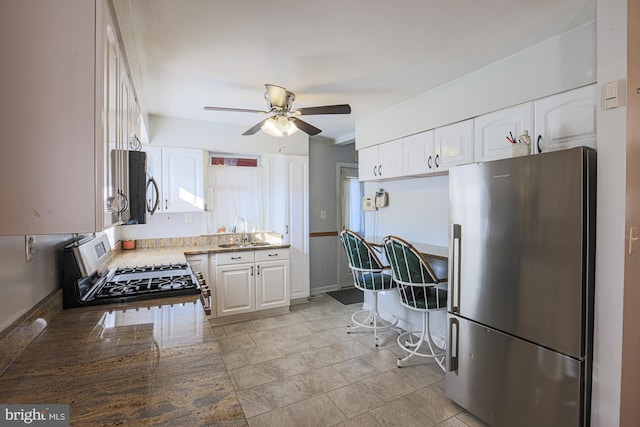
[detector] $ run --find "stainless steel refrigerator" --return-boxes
[446,147,596,427]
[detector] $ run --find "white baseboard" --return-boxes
[310,284,340,294]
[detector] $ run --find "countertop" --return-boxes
[109,243,291,269]
[364,236,449,260]
[0,295,247,426]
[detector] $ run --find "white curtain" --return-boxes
[342,175,364,234]
[208,165,266,233]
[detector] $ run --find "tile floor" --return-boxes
[209,293,488,427]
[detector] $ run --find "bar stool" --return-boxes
[339,230,398,346]
[382,235,448,371]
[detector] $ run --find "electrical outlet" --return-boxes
[184,213,192,224]
[166,214,173,223]
[25,235,35,263]
[320,210,327,220]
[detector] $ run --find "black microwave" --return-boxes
[128,150,147,224]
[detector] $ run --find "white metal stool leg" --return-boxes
[347,291,398,346]
[397,310,446,370]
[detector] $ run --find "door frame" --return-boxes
[336,162,359,289]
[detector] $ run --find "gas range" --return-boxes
[93,263,199,301]
[62,234,209,311]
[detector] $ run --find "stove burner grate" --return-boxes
[93,265,199,300]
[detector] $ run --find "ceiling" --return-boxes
[113,0,595,142]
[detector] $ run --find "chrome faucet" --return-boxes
[232,217,248,243]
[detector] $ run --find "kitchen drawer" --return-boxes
[216,251,255,265]
[256,248,290,262]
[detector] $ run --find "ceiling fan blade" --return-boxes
[295,104,352,116]
[204,106,267,114]
[292,118,321,136]
[242,117,270,135]
[265,84,289,108]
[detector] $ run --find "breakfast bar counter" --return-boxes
[0,295,247,426]
[364,236,448,260]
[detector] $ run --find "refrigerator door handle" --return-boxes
[450,224,462,313]
[448,316,459,372]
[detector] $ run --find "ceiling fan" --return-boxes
[204,84,351,137]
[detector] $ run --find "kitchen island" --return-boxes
[0,295,247,426]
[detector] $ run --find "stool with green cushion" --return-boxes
[382,235,448,371]
[339,230,398,346]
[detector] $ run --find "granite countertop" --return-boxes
[109,242,291,269]
[0,295,247,426]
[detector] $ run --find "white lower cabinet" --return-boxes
[214,249,290,318]
[256,259,290,310]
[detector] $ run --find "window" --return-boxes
[206,154,266,233]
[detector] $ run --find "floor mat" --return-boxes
[326,288,363,305]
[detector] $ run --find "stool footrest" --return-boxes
[347,309,399,347]
[397,330,446,371]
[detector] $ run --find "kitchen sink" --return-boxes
[218,242,272,249]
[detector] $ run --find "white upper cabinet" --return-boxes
[534,84,598,153]
[0,0,137,235]
[358,145,380,181]
[475,103,534,162]
[358,138,404,181]
[378,138,405,179]
[403,131,435,175]
[161,147,205,212]
[433,119,475,172]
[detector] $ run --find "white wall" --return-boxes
[119,212,207,240]
[362,176,450,336]
[0,234,76,332]
[148,115,309,156]
[356,7,627,425]
[356,20,597,149]
[592,0,627,425]
[309,138,356,293]
[363,176,449,245]
[115,115,311,240]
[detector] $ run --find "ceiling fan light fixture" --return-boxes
[261,116,299,137]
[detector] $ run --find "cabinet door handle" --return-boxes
[251,265,254,276]
[537,134,543,153]
[378,164,382,176]
[450,224,462,313]
[117,190,129,214]
[164,199,168,210]
[268,253,278,257]
[435,154,440,168]
[257,265,260,275]
[231,256,242,260]
[373,165,377,176]
[428,155,432,169]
